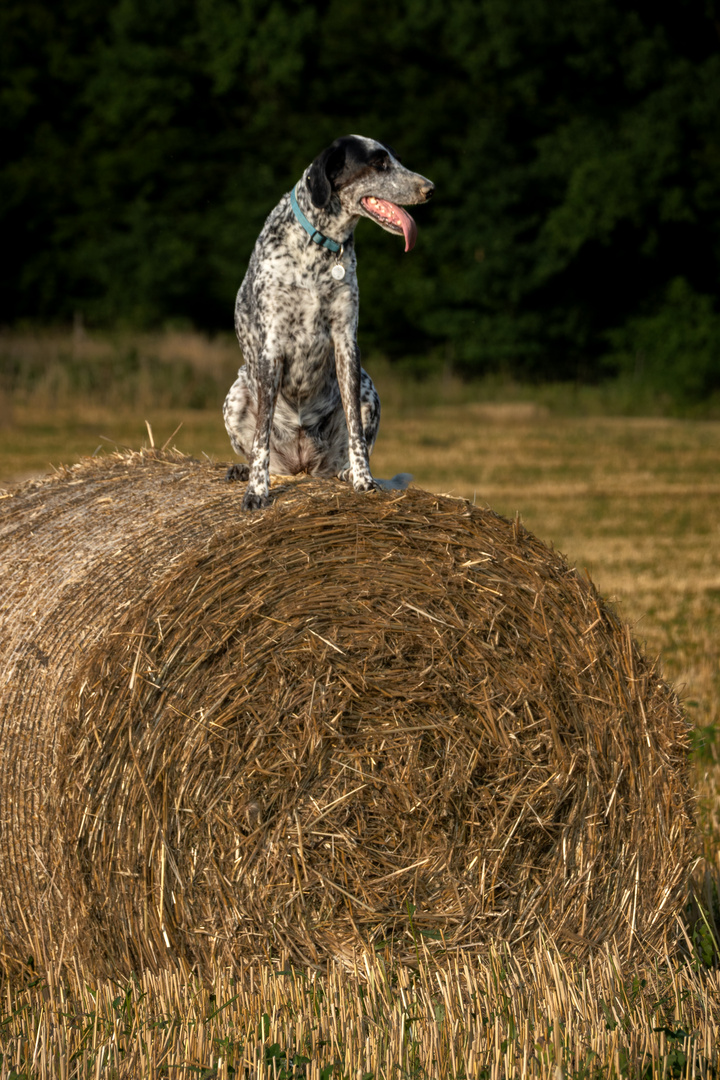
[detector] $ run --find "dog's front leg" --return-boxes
[334,336,375,492]
[242,352,282,511]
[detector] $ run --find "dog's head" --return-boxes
[306,136,434,252]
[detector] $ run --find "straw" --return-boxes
[0,450,694,974]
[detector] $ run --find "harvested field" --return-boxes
[1,944,720,1079]
[0,450,694,975]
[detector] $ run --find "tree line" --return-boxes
[2,0,720,400]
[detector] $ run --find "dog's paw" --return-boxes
[226,463,250,482]
[338,468,378,493]
[242,489,271,511]
[352,476,377,494]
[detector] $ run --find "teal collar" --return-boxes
[290,184,343,253]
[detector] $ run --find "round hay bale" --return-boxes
[0,451,693,973]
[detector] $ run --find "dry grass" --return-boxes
[0,943,719,1078]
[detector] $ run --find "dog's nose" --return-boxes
[421,182,435,201]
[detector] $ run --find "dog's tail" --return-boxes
[374,473,413,491]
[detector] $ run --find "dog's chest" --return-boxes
[238,210,358,393]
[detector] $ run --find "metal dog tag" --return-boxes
[331,263,346,281]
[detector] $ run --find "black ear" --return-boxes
[306,141,346,208]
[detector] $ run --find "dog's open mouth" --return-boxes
[361,196,417,252]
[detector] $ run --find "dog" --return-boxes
[223,135,434,510]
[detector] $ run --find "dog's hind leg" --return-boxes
[226,462,250,481]
[359,368,380,455]
[223,366,256,482]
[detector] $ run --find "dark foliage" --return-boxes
[2,0,720,396]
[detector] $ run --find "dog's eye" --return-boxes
[371,156,390,171]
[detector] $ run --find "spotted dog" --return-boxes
[223,135,434,510]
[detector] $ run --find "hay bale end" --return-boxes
[0,451,693,973]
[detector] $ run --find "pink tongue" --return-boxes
[396,205,417,252]
[393,204,417,252]
[365,197,418,252]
